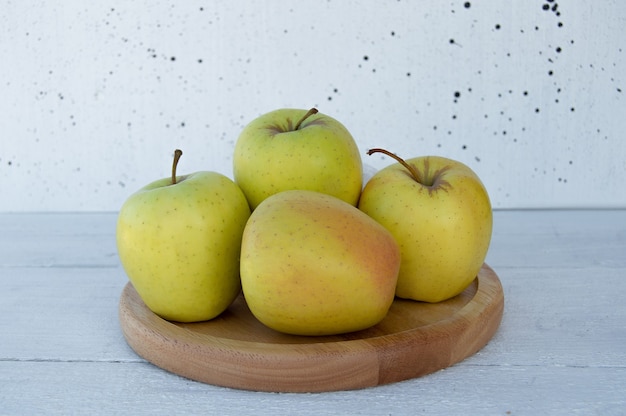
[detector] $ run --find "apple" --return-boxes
[116,150,251,322]
[358,148,492,303]
[240,190,400,336]
[233,108,363,210]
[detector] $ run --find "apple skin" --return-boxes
[116,171,251,322]
[233,108,362,210]
[358,156,492,303]
[240,190,400,336]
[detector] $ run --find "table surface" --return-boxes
[1,210,625,416]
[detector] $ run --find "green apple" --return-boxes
[116,150,251,322]
[233,108,363,210]
[240,190,400,336]
[358,148,492,303]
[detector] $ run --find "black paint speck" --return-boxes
[170,56,176,61]
[495,24,501,30]
[363,55,369,61]
[464,2,471,8]
[454,91,461,98]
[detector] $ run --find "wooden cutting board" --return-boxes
[119,263,504,393]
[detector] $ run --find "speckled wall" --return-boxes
[2,1,624,211]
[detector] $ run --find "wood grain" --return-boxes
[119,263,504,392]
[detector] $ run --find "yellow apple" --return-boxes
[358,149,492,303]
[240,190,400,336]
[233,108,362,210]
[116,150,251,322]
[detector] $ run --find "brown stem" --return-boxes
[294,108,318,130]
[172,149,183,185]
[367,148,422,183]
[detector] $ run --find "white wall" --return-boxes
[2,1,625,211]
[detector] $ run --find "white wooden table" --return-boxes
[1,210,625,415]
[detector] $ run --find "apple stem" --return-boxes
[367,148,422,183]
[172,149,183,185]
[294,108,319,130]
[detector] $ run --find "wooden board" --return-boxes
[119,263,504,393]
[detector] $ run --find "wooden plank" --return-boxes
[2,210,624,269]
[487,209,626,269]
[0,213,119,268]
[0,267,132,361]
[3,264,624,368]
[1,211,625,414]
[487,266,626,367]
[1,211,625,367]
[1,361,624,415]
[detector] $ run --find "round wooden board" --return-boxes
[119,263,504,393]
